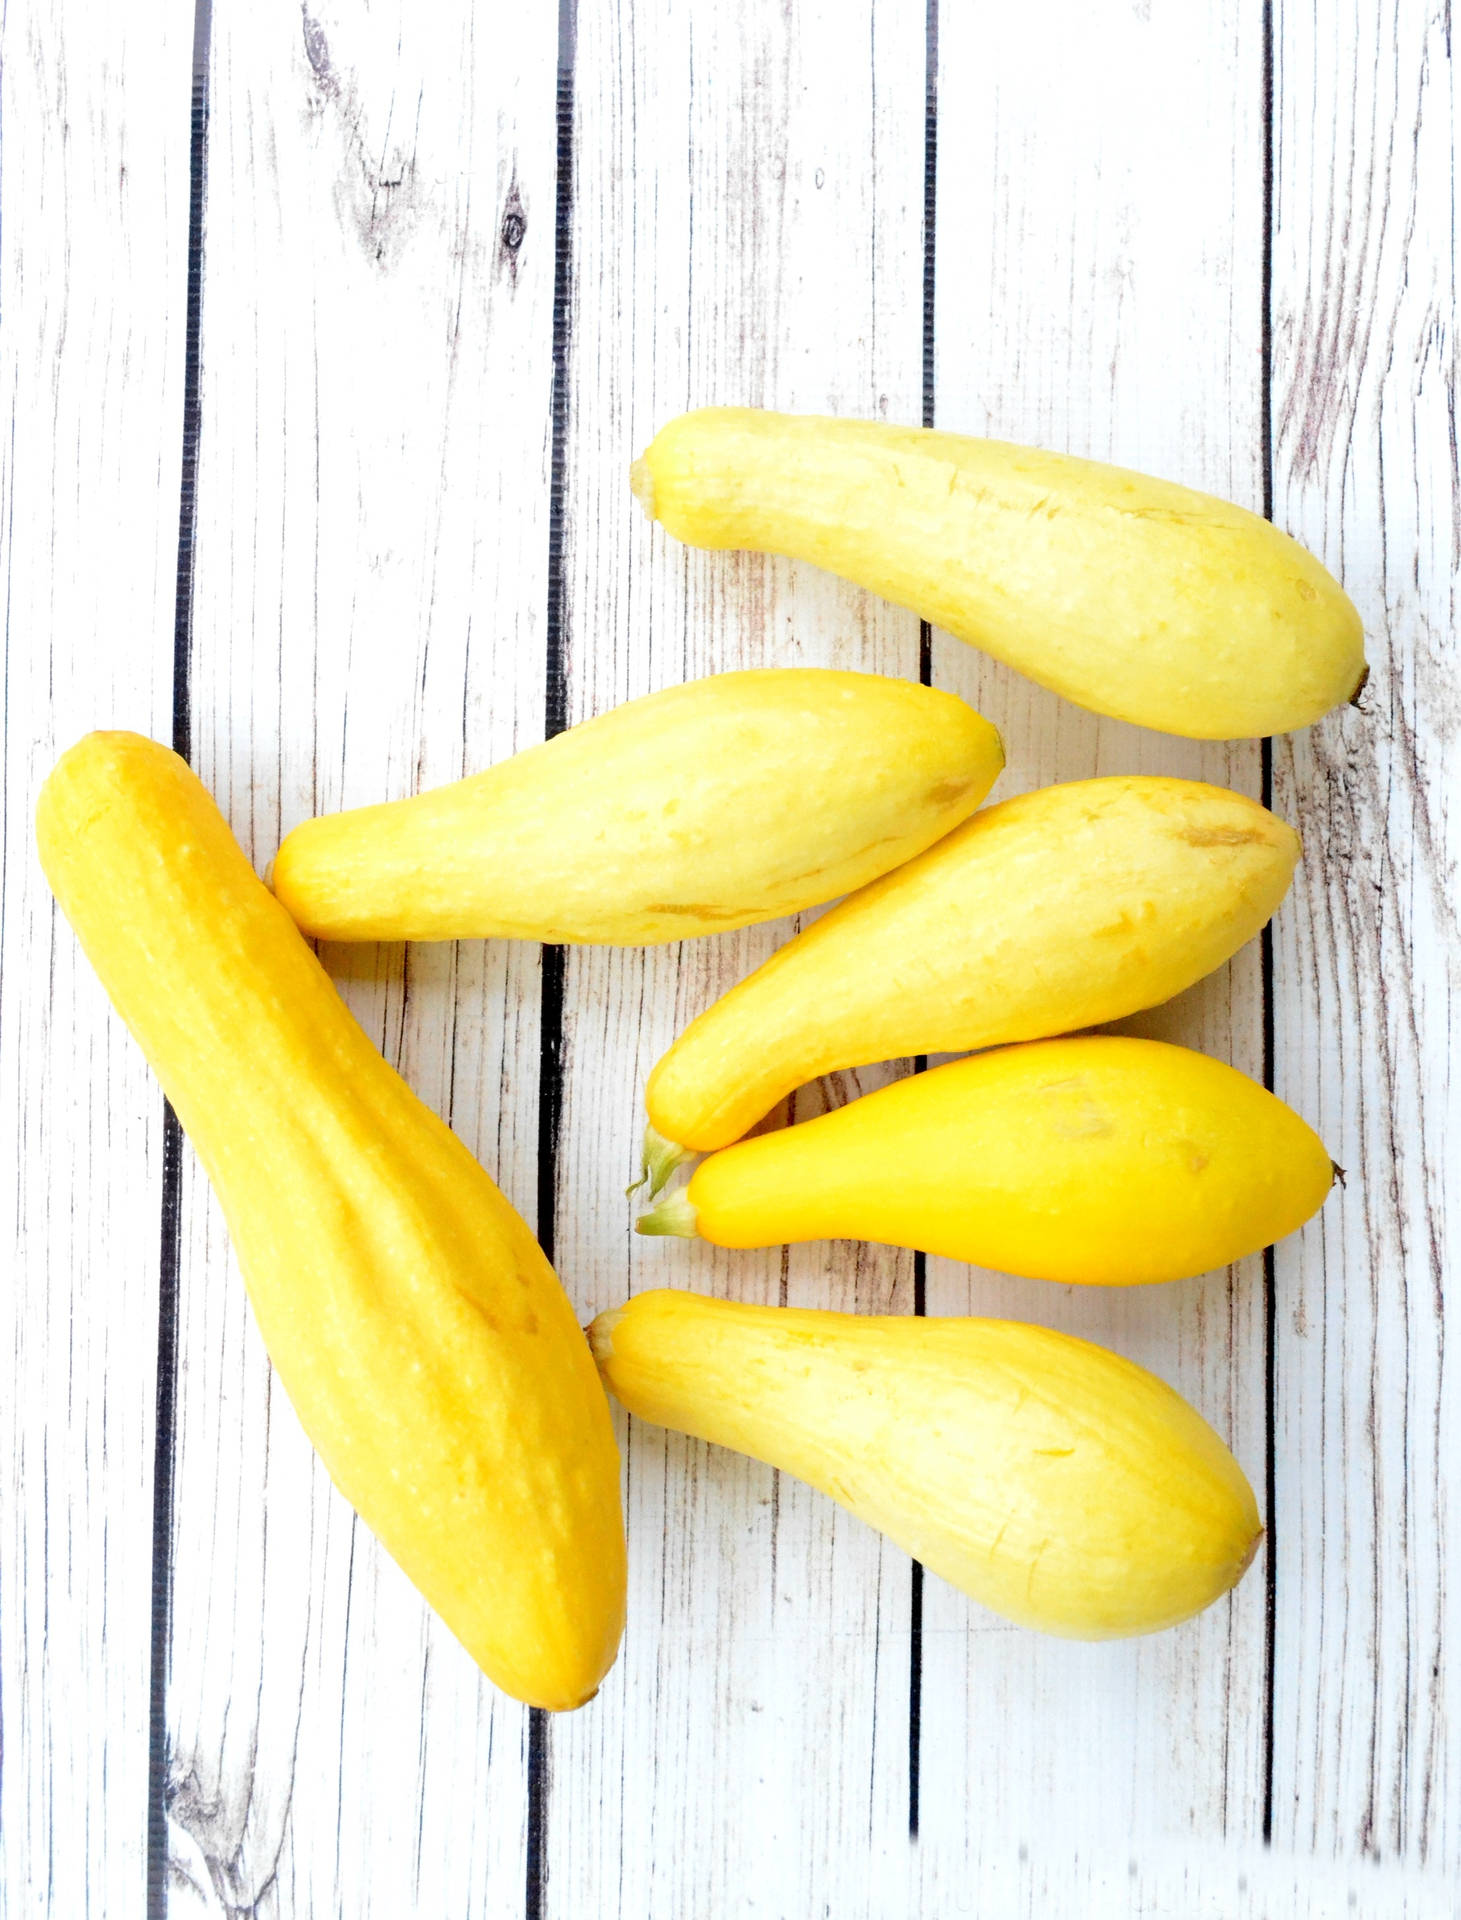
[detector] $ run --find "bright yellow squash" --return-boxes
[270,668,1003,944]
[37,733,625,1712]
[642,775,1299,1176]
[638,1036,1334,1284]
[590,1292,1262,1638]
[632,409,1366,739]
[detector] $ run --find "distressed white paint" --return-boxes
[0,2,191,1914]
[898,1837,1461,1920]
[542,4,928,1913]
[163,2,556,1913]
[3,0,1457,1911]
[1268,0,1459,1876]
[913,1,1274,1897]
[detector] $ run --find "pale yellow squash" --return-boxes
[639,1035,1334,1284]
[590,1292,1262,1638]
[643,775,1299,1170]
[632,409,1366,739]
[270,668,1003,944]
[37,733,625,1712]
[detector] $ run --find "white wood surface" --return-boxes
[0,2,191,1912]
[914,0,1271,1891]
[2,0,1456,1913]
[543,4,926,1912]
[164,3,557,1913]
[1268,0,1459,1876]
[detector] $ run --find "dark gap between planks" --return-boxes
[1259,0,1278,1851]
[149,0,213,1914]
[527,2,579,1915]
[908,0,939,1847]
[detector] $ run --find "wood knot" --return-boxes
[301,6,334,90]
[499,175,528,279]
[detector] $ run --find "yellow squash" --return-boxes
[638,1036,1334,1283]
[642,774,1299,1177]
[270,668,1003,944]
[632,408,1366,739]
[591,1292,1262,1638]
[38,733,625,1712]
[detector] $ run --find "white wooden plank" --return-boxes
[885,1835,1461,1920]
[544,2,929,1911]
[1268,0,1458,1873]
[164,3,557,1912]
[916,0,1274,1890]
[0,2,191,1912]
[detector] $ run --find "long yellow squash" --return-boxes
[632,409,1366,739]
[38,733,625,1711]
[270,668,1003,944]
[590,1292,1262,1638]
[642,774,1299,1175]
[638,1036,1334,1284]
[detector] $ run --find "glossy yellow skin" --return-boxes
[632,409,1366,739]
[591,1292,1262,1638]
[645,775,1299,1156]
[643,1037,1334,1284]
[38,734,625,1712]
[271,669,1003,944]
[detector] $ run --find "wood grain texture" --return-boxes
[880,1837,1461,1920]
[5,0,1457,1909]
[1268,0,1459,1874]
[914,0,1274,1891]
[163,2,556,1911]
[0,2,191,1914]
[542,2,928,1911]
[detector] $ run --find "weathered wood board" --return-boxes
[541,3,926,1911]
[1268,0,1458,1876]
[1,0,1455,1912]
[914,0,1271,1892]
[0,2,191,1912]
[162,3,557,1913]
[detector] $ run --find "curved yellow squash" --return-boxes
[644,775,1299,1163]
[591,1292,1262,1638]
[38,733,625,1711]
[632,409,1366,739]
[270,668,1003,944]
[639,1036,1334,1284]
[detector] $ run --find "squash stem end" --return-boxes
[632,1123,695,1200]
[635,1189,700,1240]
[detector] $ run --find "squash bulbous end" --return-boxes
[587,1308,623,1368]
[1234,1525,1265,1586]
[629,455,656,521]
[549,1685,600,1712]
